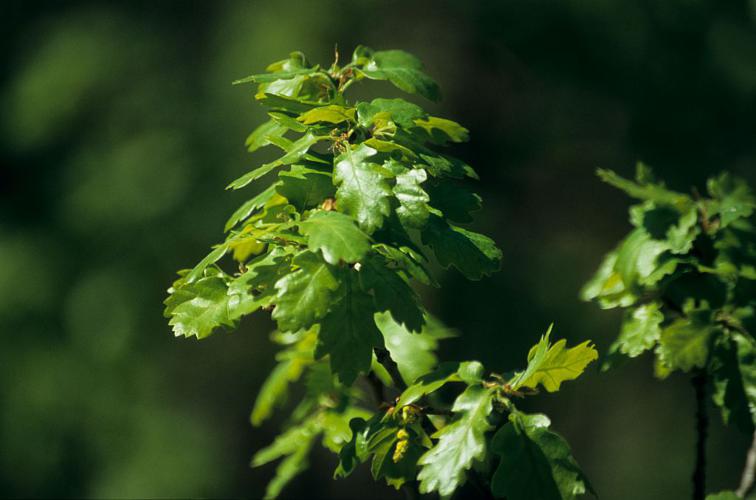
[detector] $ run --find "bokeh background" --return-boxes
[2,0,755,498]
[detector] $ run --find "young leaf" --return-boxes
[396,360,484,408]
[245,119,289,152]
[356,98,426,129]
[416,384,495,496]
[412,116,469,144]
[354,47,440,101]
[272,251,341,332]
[393,167,431,230]
[225,183,280,232]
[298,105,355,125]
[299,211,371,265]
[165,271,242,339]
[509,326,598,392]
[227,132,325,190]
[333,144,392,233]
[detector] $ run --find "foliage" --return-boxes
[583,164,756,496]
[165,46,597,498]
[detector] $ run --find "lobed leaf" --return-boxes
[299,210,371,265]
[354,46,440,101]
[490,411,594,500]
[416,384,495,496]
[510,325,598,392]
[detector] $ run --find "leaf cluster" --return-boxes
[164,46,597,498]
[582,164,756,436]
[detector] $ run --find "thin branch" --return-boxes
[374,347,406,390]
[737,431,756,498]
[692,371,708,500]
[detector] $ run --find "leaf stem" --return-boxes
[737,431,756,498]
[374,347,406,390]
[692,371,708,500]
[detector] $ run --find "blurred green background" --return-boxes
[2,0,755,498]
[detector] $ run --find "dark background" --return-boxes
[1,0,755,498]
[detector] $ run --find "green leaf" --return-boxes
[252,420,318,500]
[711,334,756,433]
[255,73,330,103]
[251,355,308,427]
[316,282,383,384]
[421,214,502,280]
[257,93,321,114]
[275,165,334,211]
[228,132,325,190]
[597,166,691,209]
[355,47,440,101]
[335,416,373,479]
[272,251,340,332]
[234,51,316,85]
[425,181,481,223]
[225,183,280,232]
[360,255,424,332]
[419,152,478,179]
[356,98,426,129]
[299,210,371,265]
[245,119,289,152]
[734,332,756,426]
[606,302,663,363]
[417,384,495,496]
[184,244,228,283]
[615,228,671,289]
[490,411,594,500]
[164,270,248,339]
[363,138,417,159]
[374,242,436,287]
[412,116,469,144]
[376,312,456,385]
[298,105,355,125]
[707,172,756,228]
[705,492,740,500]
[637,204,700,254]
[333,144,392,233]
[229,247,294,310]
[233,67,318,85]
[396,361,483,408]
[510,325,598,392]
[393,167,430,229]
[658,309,717,373]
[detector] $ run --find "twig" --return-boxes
[737,431,756,498]
[374,347,406,390]
[692,372,708,500]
